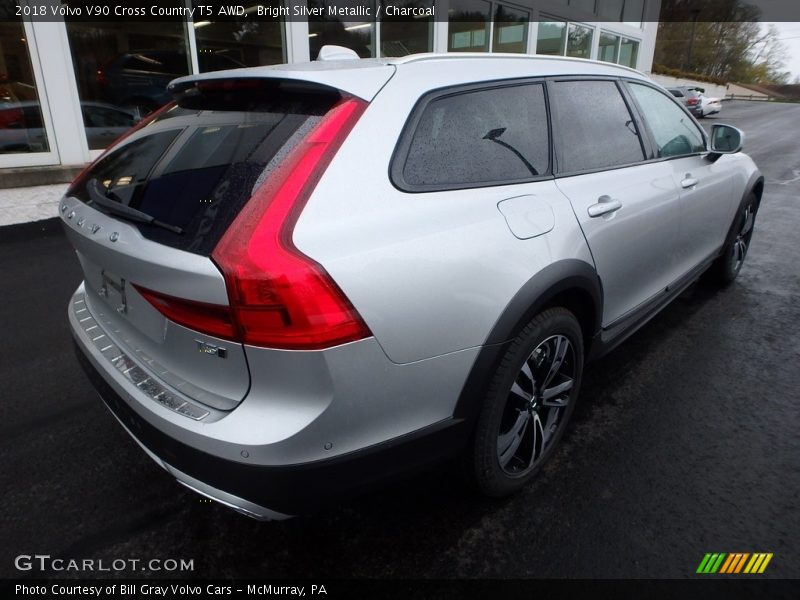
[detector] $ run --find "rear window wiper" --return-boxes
[86,178,183,235]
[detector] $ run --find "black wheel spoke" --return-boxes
[542,335,569,390]
[531,412,544,464]
[497,411,531,469]
[542,405,561,443]
[510,381,532,402]
[542,378,574,406]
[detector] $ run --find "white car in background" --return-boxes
[700,95,722,117]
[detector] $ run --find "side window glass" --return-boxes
[629,83,706,158]
[551,80,645,172]
[401,83,550,188]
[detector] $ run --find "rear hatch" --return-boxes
[62,68,390,411]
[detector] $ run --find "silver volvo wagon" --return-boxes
[63,51,763,519]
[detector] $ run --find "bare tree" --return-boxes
[655,0,790,84]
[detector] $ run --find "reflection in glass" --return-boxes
[448,0,490,52]
[381,0,434,56]
[599,0,624,20]
[619,37,639,68]
[192,1,285,70]
[492,4,529,54]
[65,21,190,148]
[536,21,566,55]
[623,0,645,27]
[598,32,620,63]
[566,23,592,59]
[568,0,595,14]
[0,20,50,154]
[308,0,375,59]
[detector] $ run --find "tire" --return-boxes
[468,307,584,498]
[709,192,758,286]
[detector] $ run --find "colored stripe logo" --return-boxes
[696,553,773,574]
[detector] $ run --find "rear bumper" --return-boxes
[69,279,475,517]
[75,340,468,516]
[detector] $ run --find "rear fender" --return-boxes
[453,259,602,426]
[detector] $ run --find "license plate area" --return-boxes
[99,270,128,315]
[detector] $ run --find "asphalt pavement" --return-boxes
[1,101,798,580]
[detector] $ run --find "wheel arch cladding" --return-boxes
[722,171,764,250]
[453,259,602,425]
[485,259,602,350]
[751,174,765,207]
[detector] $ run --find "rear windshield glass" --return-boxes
[69,82,339,255]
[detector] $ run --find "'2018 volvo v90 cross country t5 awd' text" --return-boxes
[64,50,763,519]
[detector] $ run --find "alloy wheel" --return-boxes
[731,204,755,273]
[496,334,576,476]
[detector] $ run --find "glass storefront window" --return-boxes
[623,0,645,27]
[308,0,375,59]
[568,0,596,14]
[192,1,285,70]
[492,4,529,54]
[448,0,490,52]
[599,0,624,20]
[381,0,434,56]
[566,23,592,59]
[65,21,190,149]
[0,20,50,154]
[598,31,620,63]
[619,37,639,67]
[536,21,566,55]
[597,0,643,24]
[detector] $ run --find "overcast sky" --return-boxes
[764,22,800,82]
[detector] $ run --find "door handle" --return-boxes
[587,196,623,218]
[681,176,699,189]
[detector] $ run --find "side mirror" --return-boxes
[709,124,744,154]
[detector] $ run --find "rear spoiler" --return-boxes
[168,77,346,110]
[168,60,396,103]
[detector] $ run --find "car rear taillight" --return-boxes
[133,285,237,340]
[687,98,699,106]
[136,97,371,350]
[211,97,371,349]
[67,101,175,195]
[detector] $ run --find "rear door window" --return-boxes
[551,80,645,173]
[68,82,339,256]
[396,83,550,190]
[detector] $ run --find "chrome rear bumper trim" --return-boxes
[72,293,210,421]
